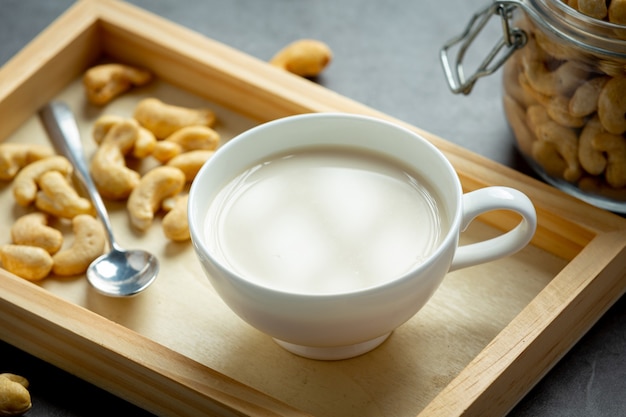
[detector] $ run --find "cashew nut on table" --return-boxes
[92,114,126,144]
[52,214,106,276]
[133,126,158,158]
[0,143,54,180]
[162,194,190,241]
[93,115,157,159]
[12,155,72,207]
[83,63,152,106]
[0,244,54,281]
[166,149,215,181]
[35,170,94,219]
[133,98,216,139]
[152,125,220,163]
[90,119,141,200]
[127,166,186,231]
[270,39,333,77]
[0,373,31,417]
[11,212,63,255]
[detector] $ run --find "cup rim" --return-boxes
[188,112,464,298]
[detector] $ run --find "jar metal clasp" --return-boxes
[440,0,528,95]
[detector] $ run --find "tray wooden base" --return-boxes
[1,1,626,416]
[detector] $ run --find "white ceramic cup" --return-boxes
[188,113,537,360]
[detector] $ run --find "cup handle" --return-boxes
[449,186,537,272]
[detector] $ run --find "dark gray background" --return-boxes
[1,1,625,416]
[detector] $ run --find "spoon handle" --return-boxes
[38,101,117,247]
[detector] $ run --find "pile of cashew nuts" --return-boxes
[0,64,220,281]
[503,1,626,200]
[88,96,217,237]
[0,145,104,281]
[1,38,332,283]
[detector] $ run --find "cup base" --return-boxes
[273,332,391,360]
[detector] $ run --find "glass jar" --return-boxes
[441,0,626,213]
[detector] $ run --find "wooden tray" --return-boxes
[1,1,626,416]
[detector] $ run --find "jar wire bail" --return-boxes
[440,0,528,95]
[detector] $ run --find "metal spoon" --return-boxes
[39,101,159,297]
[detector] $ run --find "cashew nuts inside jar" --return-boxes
[442,0,626,213]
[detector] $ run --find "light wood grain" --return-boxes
[0,270,311,417]
[0,1,625,416]
[420,230,626,416]
[0,0,100,141]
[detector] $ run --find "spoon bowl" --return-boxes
[87,246,158,296]
[39,101,159,297]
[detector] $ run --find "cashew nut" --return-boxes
[127,166,186,230]
[151,141,183,164]
[597,75,626,134]
[526,104,551,134]
[0,373,31,416]
[518,73,585,128]
[152,126,219,163]
[12,155,72,207]
[578,0,608,19]
[0,244,53,281]
[133,98,216,139]
[503,55,538,109]
[92,114,127,144]
[503,95,534,156]
[0,374,28,389]
[0,143,54,180]
[162,194,190,241]
[578,116,608,175]
[609,0,626,24]
[579,176,626,201]
[165,125,219,151]
[35,170,94,219]
[568,76,609,118]
[566,0,579,9]
[270,39,332,77]
[535,120,582,182]
[592,132,626,188]
[100,118,139,154]
[531,137,569,179]
[83,63,152,106]
[545,95,586,128]
[90,121,141,200]
[166,149,214,181]
[134,126,157,158]
[93,115,156,158]
[11,212,63,254]
[524,104,575,179]
[521,42,587,96]
[52,214,106,276]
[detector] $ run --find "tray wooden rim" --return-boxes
[1,1,626,416]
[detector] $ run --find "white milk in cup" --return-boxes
[205,146,447,295]
[189,113,537,360]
